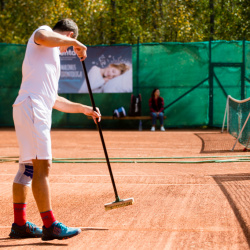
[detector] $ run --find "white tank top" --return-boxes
[14,25,60,112]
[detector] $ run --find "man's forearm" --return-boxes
[53,96,86,113]
[53,96,101,123]
[34,30,79,48]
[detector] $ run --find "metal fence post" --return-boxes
[242,38,246,99]
[209,38,213,127]
[136,37,140,96]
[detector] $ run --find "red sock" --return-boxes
[40,210,56,228]
[13,203,27,226]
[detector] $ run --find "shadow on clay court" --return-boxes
[212,173,250,248]
[0,239,68,248]
[0,228,108,247]
[195,133,245,153]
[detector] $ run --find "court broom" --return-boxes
[81,60,134,211]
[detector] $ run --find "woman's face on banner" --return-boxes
[103,65,121,80]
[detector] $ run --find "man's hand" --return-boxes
[73,41,87,61]
[85,107,102,124]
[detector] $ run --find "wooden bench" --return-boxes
[87,116,166,130]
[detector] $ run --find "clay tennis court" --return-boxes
[0,128,250,249]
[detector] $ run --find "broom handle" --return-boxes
[82,61,120,201]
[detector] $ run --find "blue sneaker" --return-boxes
[9,221,42,238]
[42,221,81,241]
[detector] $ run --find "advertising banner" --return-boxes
[58,46,132,94]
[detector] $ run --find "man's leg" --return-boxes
[32,159,53,213]
[12,183,29,226]
[13,183,29,204]
[32,159,56,229]
[10,164,43,239]
[32,159,81,241]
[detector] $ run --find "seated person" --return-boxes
[149,88,165,131]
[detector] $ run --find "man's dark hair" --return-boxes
[53,18,78,38]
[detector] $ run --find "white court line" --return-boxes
[1,174,190,177]
[1,183,250,186]
[0,174,211,177]
[47,183,250,186]
[0,174,210,177]
[1,174,250,177]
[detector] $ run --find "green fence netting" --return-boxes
[0,44,26,126]
[0,41,249,129]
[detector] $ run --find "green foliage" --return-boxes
[0,0,249,45]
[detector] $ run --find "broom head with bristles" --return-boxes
[105,198,134,211]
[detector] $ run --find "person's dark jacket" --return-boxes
[149,97,164,113]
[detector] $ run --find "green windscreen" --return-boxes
[0,41,249,129]
[0,44,25,126]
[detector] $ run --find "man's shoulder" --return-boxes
[37,25,52,31]
[28,25,52,45]
[34,25,52,34]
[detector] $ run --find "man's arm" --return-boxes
[53,95,101,124]
[34,29,87,60]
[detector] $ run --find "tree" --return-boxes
[0,0,248,45]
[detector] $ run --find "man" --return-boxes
[10,18,101,241]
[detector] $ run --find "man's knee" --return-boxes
[14,163,33,187]
[32,159,52,177]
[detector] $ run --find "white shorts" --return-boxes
[13,97,52,163]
